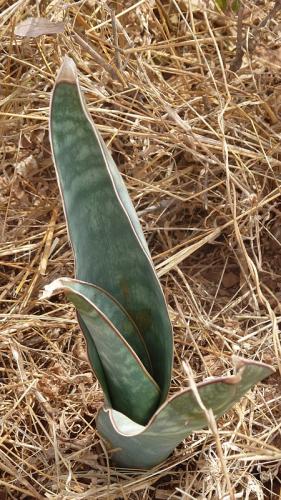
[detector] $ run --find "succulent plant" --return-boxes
[43,57,274,469]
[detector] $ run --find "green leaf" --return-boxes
[97,359,274,468]
[215,0,240,12]
[43,280,112,405]
[62,278,152,373]
[50,56,173,401]
[43,277,160,425]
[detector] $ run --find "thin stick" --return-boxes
[111,9,122,71]
[72,31,124,84]
[230,3,245,72]
[182,361,236,500]
[231,0,281,71]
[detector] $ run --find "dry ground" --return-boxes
[1,0,281,498]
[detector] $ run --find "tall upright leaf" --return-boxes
[50,57,173,400]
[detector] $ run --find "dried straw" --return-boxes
[1,0,280,498]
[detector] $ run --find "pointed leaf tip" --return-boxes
[232,355,275,375]
[55,56,77,85]
[50,62,174,399]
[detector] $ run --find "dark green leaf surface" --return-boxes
[46,278,160,425]
[50,57,173,401]
[97,360,274,468]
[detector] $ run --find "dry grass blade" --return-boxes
[182,361,235,500]
[0,0,280,498]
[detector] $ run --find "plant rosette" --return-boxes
[42,57,274,469]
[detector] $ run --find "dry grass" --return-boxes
[1,0,281,498]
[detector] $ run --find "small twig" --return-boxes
[255,0,281,30]
[72,30,125,84]
[103,3,134,70]
[230,3,245,72]
[111,9,122,71]
[231,0,281,72]
[249,0,281,53]
[182,361,236,500]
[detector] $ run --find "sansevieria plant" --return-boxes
[43,57,274,469]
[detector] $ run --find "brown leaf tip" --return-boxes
[55,56,77,85]
[40,278,67,300]
[232,355,275,373]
